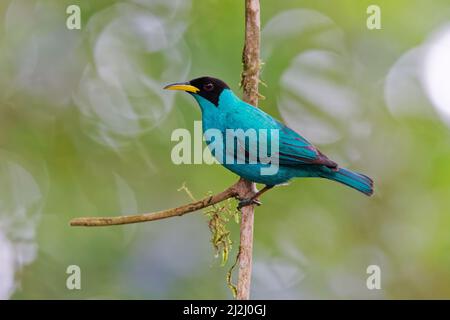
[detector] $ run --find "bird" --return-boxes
[164,76,373,208]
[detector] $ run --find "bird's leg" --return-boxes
[252,185,274,200]
[237,185,274,209]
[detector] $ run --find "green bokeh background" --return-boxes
[1,0,450,299]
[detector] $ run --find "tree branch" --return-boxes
[241,0,261,107]
[70,181,241,227]
[69,0,262,301]
[236,0,261,301]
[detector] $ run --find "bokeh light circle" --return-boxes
[423,25,450,125]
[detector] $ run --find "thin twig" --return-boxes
[236,0,261,301]
[70,182,239,227]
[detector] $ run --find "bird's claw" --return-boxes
[237,198,262,210]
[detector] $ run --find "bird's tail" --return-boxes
[321,167,374,196]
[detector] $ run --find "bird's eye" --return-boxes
[204,83,214,91]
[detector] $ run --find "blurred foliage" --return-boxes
[1,0,450,299]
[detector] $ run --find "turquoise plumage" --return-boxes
[165,76,373,205]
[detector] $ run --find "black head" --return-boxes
[164,76,230,107]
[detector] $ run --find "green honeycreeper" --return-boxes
[165,77,373,207]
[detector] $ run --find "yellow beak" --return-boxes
[163,82,200,93]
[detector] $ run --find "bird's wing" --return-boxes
[225,106,337,168]
[275,120,337,168]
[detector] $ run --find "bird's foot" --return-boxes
[237,198,262,210]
